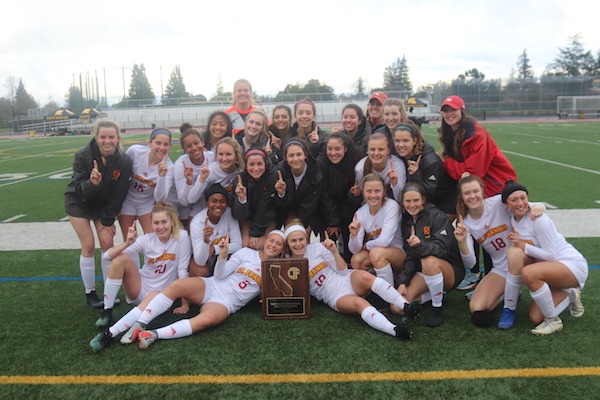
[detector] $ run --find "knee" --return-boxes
[350,254,369,270]
[355,297,370,312]
[471,310,494,327]
[421,256,439,275]
[369,247,385,265]
[521,266,537,286]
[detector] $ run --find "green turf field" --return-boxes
[0,122,599,399]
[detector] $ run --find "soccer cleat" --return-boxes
[569,289,584,318]
[497,308,516,330]
[465,290,474,301]
[90,330,112,352]
[403,300,422,320]
[426,306,444,327]
[531,317,563,335]
[394,318,413,340]
[138,330,158,350]
[456,272,480,291]
[86,291,104,309]
[95,308,113,328]
[121,322,145,345]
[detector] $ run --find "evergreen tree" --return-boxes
[355,76,366,97]
[216,73,225,96]
[14,79,38,115]
[546,34,596,76]
[383,55,412,92]
[163,65,189,103]
[128,63,155,105]
[516,49,534,79]
[275,79,335,101]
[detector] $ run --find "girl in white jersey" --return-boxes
[187,137,244,206]
[119,128,174,237]
[453,174,544,328]
[111,230,286,351]
[189,184,242,277]
[91,203,191,339]
[170,124,214,225]
[354,133,406,202]
[349,174,406,286]
[285,222,418,340]
[501,181,587,335]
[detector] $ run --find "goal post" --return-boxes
[557,96,600,119]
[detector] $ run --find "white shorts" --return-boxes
[120,197,154,217]
[199,277,239,314]
[126,279,151,305]
[558,257,588,289]
[318,270,358,311]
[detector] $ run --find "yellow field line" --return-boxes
[2,367,600,385]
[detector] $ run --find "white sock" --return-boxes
[555,290,571,316]
[138,293,174,325]
[360,306,395,336]
[424,272,444,307]
[101,257,112,284]
[371,277,408,308]
[375,263,394,286]
[504,272,523,310]
[419,291,432,304]
[80,256,96,294]
[109,307,142,336]
[103,278,122,309]
[156,319,194,340]
[530,283,556,319]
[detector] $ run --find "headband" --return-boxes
[267,229,285,242]
[244,149,267,160]
[395,125,414,133]
[501,182,528,204]
[370,133,388,139]
[403,185,422,193]
[285,140,305,149]
[294,100,316,114]
[150,128,172,141]
[284,225,307,240]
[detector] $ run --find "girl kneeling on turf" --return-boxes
[103,230,286,351]
[501,181,587,335]
[285,221,419,340]
[348,173,406,286]
[91,203,191,345]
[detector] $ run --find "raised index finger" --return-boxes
[93,160,98,170]
[277,170,283,180]
[410,225,415,236]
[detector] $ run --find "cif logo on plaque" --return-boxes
[261,258,310,319]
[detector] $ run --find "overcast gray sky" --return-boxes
[2,0,600,106]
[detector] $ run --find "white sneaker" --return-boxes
[120,322,144,345]
[569,289,584,318]
[531,317,563,335]
[138,330,158,350]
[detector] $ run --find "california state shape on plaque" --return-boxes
[261,258,310,319]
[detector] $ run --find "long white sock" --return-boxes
[156,319,194,340]
[419,291,432,304]
[138,293,174,325]
[80,255,96,294]
[103,278,122,309]
[375,264,394,286]
[371,277,408,307]
[504,272,523,310]
[109,307,142,336]
[555,290,571,316]
[424,272,444,307]
[530,283,556,319]
[101,257,112,283]
[360,306,395,336]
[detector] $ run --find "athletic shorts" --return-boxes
[126,279,152,305]
[558,257,588,289]
[199,277,239,314]
[317,270,358,311]
[120,197,154,216]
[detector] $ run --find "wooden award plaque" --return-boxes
[261,258,310,319]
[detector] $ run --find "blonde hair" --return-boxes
[215,137,245,170]
[246,109,270,142]
[382,98,409,124]
[232,79,254,107]
[94,121,121,150]
[151,203,183,240]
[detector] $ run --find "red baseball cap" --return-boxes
[440,96,466,111]
[369,91,388,105]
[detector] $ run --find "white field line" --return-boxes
[2,214,26,223]
[502,150,600,175]
[0,167,72,188]
[0,149,76,163]
[503,130,600,146]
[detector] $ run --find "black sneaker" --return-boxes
[426,306,444,327]
[90,330,112,352]
[86,291,104,309]
[394,317,413,340]
[95,308,113,328]
[403,299,422,320]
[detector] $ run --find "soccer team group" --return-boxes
[64,79,588,352]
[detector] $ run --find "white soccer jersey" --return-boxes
[189,207,242,266]
[125,145,173,206]
[172,152,215,217]
[212,247,264,310]
[106,229,191,293]
[354,155,406,201]
[348,199,403,254]
[302,243,349,302]
[511,213,588,286]
[187,161,242,205]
